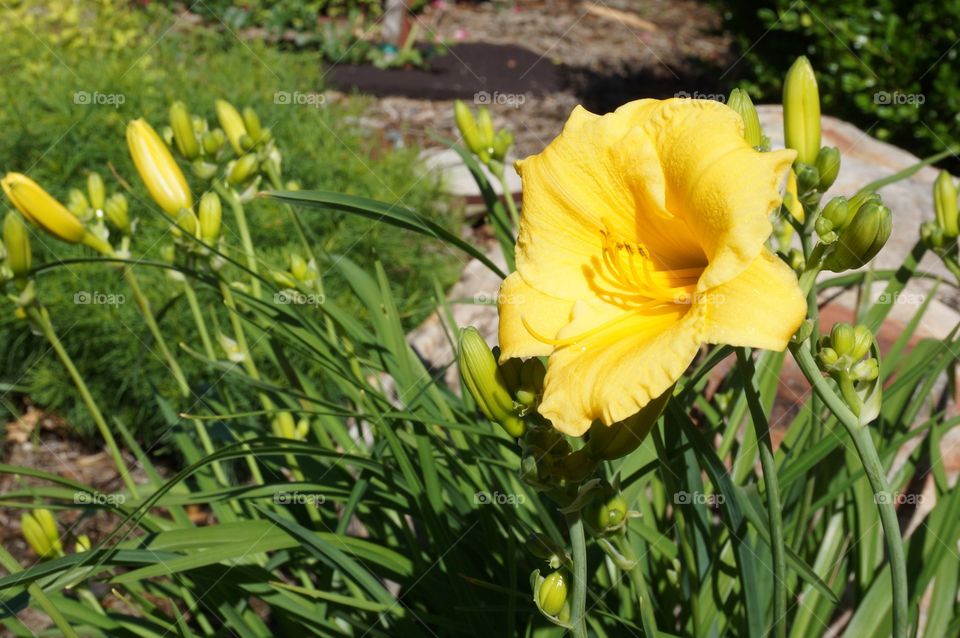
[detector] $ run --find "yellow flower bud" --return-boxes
[453,100,485,157]
[21,509,63,560]
[75,534,91,553]
[87,172,106,210]
[275,411,296,438]
[289,253,309,281]
[174,207,199,238]
[198,191,222,244]
[783,56,821,166]
[587,491,629,535]
[227,154,258,186]
[727,88,763,148]
[295,418,310,440]
[2,173,87,244]
[3,211,32,277]
[104,193,130,234]
[215,99,248,155]
[934,170,959,238]
[458,328,524,437]
[830,323,856,357]
[242,106,262,142]
[783,169,804,223]
[170,101,200,160]
[126,119,193,216]
[537,571,568,617]
[476,107,495,151]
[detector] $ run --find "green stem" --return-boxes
[497,169,521,230]
[122,268,189,397]
[567,512,589,638]
[615,535,658,637]
[214,183,261,299]
[736,348,786,638]
[182,279,216,359]
[27,306,138,497]
[791,342,908,638]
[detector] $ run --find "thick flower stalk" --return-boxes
[498,99,807,435]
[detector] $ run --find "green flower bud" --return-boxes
[66,188,90,220]
[170,101,200,160]
[821,196,850,229]
[242,106,263,142]
[104,193,130,234]
[21,509,62,560]
[87,172,106,210]
[202,129,226,156]
[285,180,301,191]
[783,56,821,166]
[817,346,839,368]
[830,323,856,357]
[552,448,598,482]
[815,146,841,191]
[515,357,546,408]
[851,358,879,382]
[822,200,891,272]
[934,170,959,238]
[290,253,309,281]
[198,191,222,244]
[537,571,568,617]
[585,388,671,460]
[587,492,629,535]
[491,129,514,162]
[921,220,945,248]
[453,100,485,158]
[795,163,820,194]
[239,133,256,152]
[727,88,763,148]
[191,159,219,180]
[227,154,258,185]
[458,328,524,437]
[4,212,32,277]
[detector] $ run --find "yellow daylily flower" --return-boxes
[2,173,86,243]
[126,118,192,216]
[498,99,807,436]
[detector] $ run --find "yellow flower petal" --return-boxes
[497,272,573,360]
[538,305,702,436]
[642,99,796,290]
[702,248,807,350]
[515,101,704,301]
[1,173,86,244]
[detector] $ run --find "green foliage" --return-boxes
[719,0,960,157]
[0,1,460,438]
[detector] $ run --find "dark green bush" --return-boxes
[718,0,960,160]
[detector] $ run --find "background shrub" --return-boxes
[717,0,960,164]
[0,0,461,440]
